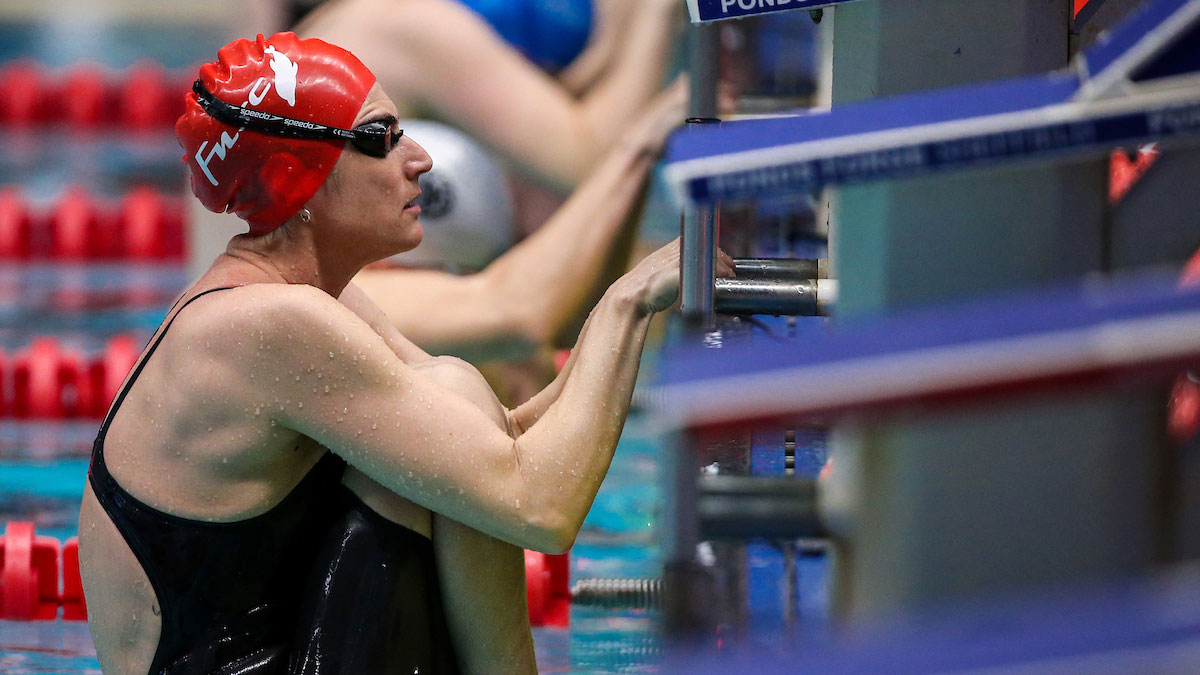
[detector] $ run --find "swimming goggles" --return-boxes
[191,80,402,158]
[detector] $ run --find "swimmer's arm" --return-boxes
[259,256,676,551]
[337,282,432,363]
[378,0,682,190]
[355,89,684,363]
[507,245,732,435]
[505,307,594,436]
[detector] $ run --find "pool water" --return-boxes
[0,407,676,674]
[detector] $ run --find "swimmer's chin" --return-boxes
[391,222,424,255]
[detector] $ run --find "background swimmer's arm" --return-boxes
[371,0,682,191]
[354,84,686,364]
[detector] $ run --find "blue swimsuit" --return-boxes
[291,0,594,72]
[456,0,594,73]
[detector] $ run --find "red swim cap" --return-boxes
[176,33,376,235]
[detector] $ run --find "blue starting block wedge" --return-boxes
[665,0,1200,205]
[653,274,1200,430]
[685,0,861,23]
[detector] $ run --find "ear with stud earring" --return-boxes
[298,208,312,223]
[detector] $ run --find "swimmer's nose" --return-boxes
[402,136,434,178]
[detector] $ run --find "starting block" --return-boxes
[666,0,1200,205]
[655,274,1200,429]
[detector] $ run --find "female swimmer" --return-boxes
[78,32,730,674]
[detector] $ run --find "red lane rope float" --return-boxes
[0,61,50,126]
[525,550,570,627]
[83,335,139,420]
[1,522,568,625]
[0,522,61,620]
[0,187,186,261]
[12,338,86,419]
[61,538,86,621]
[0,189,32,259]
[0,60,191,129]
[6,336,140,420]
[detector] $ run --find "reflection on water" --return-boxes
[0,621,101,675]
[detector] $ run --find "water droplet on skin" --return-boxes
[329,352,335,359]
[298,402,304,409]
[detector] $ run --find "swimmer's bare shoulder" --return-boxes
[195,283,558,548]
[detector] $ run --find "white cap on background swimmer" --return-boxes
[387,119,514,272]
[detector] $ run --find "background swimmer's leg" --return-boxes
[341,356,536,672]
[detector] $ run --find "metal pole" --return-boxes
[680,22,722,331]
[688,22,720,119]
[664,18,725,654]
[680,188,719,330]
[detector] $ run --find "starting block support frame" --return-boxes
[661,0,1200,641]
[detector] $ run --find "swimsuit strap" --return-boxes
[96,286,238,440]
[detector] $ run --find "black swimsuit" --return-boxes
[291,490,461,674]
[88,286,460,674]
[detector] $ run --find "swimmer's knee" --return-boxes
[414,357,510,432]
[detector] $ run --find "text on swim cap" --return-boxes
[194,77,271,187]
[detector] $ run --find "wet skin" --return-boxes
[79,76,705,672]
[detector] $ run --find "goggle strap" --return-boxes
[192,80,361,143]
